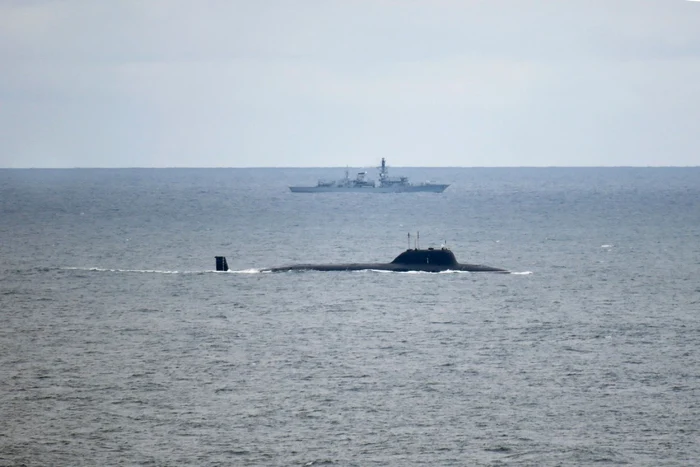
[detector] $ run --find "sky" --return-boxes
[1,0,699,168]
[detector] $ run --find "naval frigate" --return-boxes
[289,158,449,193]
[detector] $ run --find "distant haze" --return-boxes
[1,0,699,168]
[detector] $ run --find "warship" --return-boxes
[289,158,449,193]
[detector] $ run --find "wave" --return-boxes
[60,267,271,275]
[224,268,266,274]
[60,267,206,275]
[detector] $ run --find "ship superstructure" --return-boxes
[289,158,449,193]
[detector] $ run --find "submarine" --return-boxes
[215,238,508,274]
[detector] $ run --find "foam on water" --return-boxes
[60,266,201,274]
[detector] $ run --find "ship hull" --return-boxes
[267,263,508,273]
[216,247,508,273]
[289,184,449,193]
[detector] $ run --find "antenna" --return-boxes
[417,231,420,250]
[407,232,411,250]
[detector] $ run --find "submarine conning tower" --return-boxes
[391,248,459,266]
[215,256,229,271]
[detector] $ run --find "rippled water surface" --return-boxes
[1,167,699,466]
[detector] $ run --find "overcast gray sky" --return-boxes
[1,0,699,168]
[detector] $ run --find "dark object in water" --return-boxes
[215,247,507,273]
[215,256,229,272]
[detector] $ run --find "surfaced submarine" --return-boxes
[215,245,508,273]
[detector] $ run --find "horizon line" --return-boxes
[0,165,700,171]
[1,165,699,170]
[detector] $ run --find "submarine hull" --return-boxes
[267,263,508,273]
[217,247,509,273]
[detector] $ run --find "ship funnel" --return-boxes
[215,256,229,271]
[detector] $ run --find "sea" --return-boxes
[1,166,699,466]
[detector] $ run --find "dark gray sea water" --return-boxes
[1,167,699,466]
